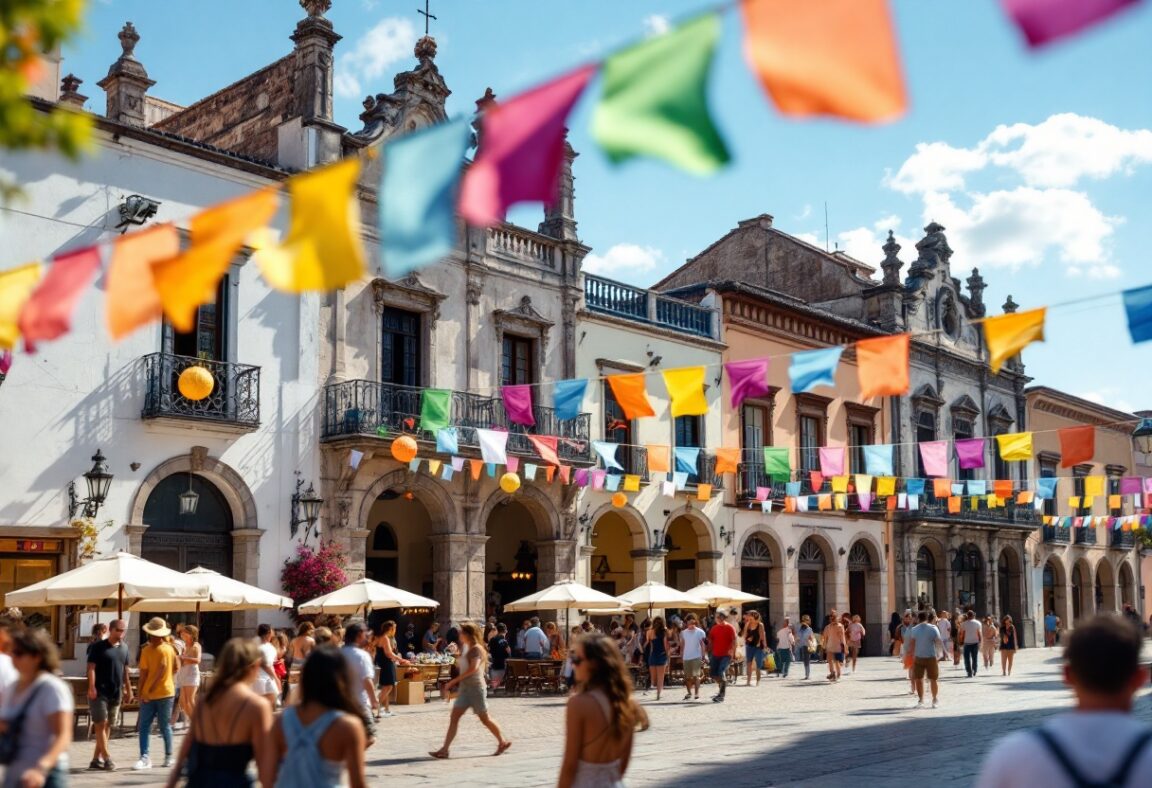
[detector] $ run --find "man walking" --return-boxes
[937,610,953,662]
[342,623,380,737]
[134,617,178,770]
[1043,610,1058,648]
[679,614,707,700]
[977,615,1151,786]
[959,611,982,677]
[907,611,943,709]
[708,610,738,703]
[88,618,131,771]
[522,617,549,660]
[775,617,795,679]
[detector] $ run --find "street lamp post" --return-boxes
[68,449,113,520]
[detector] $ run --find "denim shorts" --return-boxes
[710,655,731,678]
[745,646,764,668]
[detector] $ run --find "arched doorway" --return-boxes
[663,517,700,591]
[486,500,539,616]
[1071,560,1089,621]
[366,491,433,597]
[1043,556,1069,626]
[953,543,984,611]
[997,547,1022,622]
[589,511,640,597]
[1119,562,1137,608]
[142,473,233,656]
[740,535,773,622]
[916,545,939,610]
[797,537,831,626]
[1095,558,1117,613]
[366,523,399,586]
[847,540,882,654]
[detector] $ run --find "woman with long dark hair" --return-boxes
[374,621,410,718]
[166,637,274,788]
[645,617,670,700]
[558,632,649,788]
[1000,615,1018,676]
[429,622,511,759]
[270,646,367,788]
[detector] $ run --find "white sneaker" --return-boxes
[133,757,151,770]
[381,711,395,718]
[163,756,174,768]
[913,701,924,709]
[931,699,938,709]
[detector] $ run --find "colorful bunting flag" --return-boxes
[819,447,845,477]
[545,465,556,483]
[697,483,713,502]
[420,389,452,433]
[996,432,1033,462]
[994,480,1014,499]
[675,447,701,475]
[501,384,536,426]
[506,456,520,473]
[955,438,986,470]
[810,471,824,491]
[469,459,484,480]
[606,373,655,419]
[789,347,842,393]
[106,224,179,340]
[574,468,589,487]
[1057,426,1095,468]
[725,358,770,409]
[1120,477,1142,495]
[487,463,498,477]
[1084,476,1105,498]
[967,480,988,496]
[409,458,422,473]
[253,159,365,292]
[715,448,740,475]
[818,494,832,511]
[441,464,455,481]
[527,435,560,466]
[763,447,790,481]
[646,445,671,474]
[662,480,677,497]
[0,263,43,349]
[451,457,466,472]
[906,479,926,496]
[755,487,770,502]
[918,441,950,478]
[876,477,896,497]
[461,65,596,226]
[863,444,893,476]
[593,441,624,470]
[18,245,101,352]
[855,474,874,493]
[477,428,509,465]
[785,481,802,497]
[1000,0,1140,48]
[1017,490,1035,505]
[984,308,1045,373]
[933,479,953,499]
[553,379,588,420]
[1122,284,1152,344]
[742,0,906,122]
[831,475,848,493]
[436,427,459,454]
[605,473,621,491]
[624,474,641,492]
[380,117,471,276]
[592,14,729,175]
[947,496,962,514]
[592,470,607,490]
[856,334,909,399]
[1108,494,1122,510]
[663,367,708,418]
[857,492,873,511]
[673,471,690,491]
[428,459,442,476]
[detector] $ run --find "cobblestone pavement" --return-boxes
[63,647,1152,787]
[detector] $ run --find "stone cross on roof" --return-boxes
[418,0,437,36]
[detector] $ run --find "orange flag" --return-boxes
[741,0,906,123]
[646,444,671,473]
[947,496,961,514]
[983,308,1045,374]
[545,465,556,483]
[469,459,484,480]
[993,480,1014,499]
[607,373,655,419]
[1057,425,1095,468]
[559,465,571,484]
[1016,490,1035,505]
[714,447,739,475]
[933,479,953,499]
[856,334,909,399]
[153,188,279,332]
[0,263,43,350]
[697,483,713,502]
[106,224,180,340]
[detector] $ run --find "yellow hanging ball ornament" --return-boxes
[177,366,214,401]
[500,472,521,494]
[391,436,418,464]
[611,492,628,508]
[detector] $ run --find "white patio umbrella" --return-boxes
[502,580,626,646]
[131,567,293,620]
[298,578,439,617]
[618,581,708,619]
[3,552,211,617]
[683,581,767,610]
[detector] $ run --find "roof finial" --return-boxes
[418,0,437,36]
[118,22,140,58]
[300,0,331,18]
[1002,295,1019,314]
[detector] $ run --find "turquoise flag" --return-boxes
[380,117,471,276]
[553,379,588,421]
[592,14,730,175]
[789,347,843,393]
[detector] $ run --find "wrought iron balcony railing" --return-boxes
[584,274,716,339]
[1044,525,1072,544]
[1110,530,1136,549]
[1074,526,1097,545]
[323,379,593,464]
[141,353,260,427]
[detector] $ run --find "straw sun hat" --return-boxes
[142,616,171,638]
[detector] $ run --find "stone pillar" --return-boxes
[431,534,478,625]
[123,523,148,555]
[537,539,578,587]
[231,528,264,637]
[696,551,722,584]
[631,549,665,587]
[577,545,596,587]
[344,528,371,580]
[289,1,345,165]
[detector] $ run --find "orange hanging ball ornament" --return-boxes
[177,366,214,401]
[611,492,628,508]
[391,435,418,464]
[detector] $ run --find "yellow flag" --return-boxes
[817,494,832,511]
[107,224,181,340]
[662,366,708,418]
[1082,496,1094,511]
[1084,476,1105,498]
[0,263,43,349]
[876,477,896,497]
[153,188,279,332]
[996,432,1033,462]
[983,308,1045,373]
[623,474,641,492]
[834,493,847,510]
[1068,496,1081,510]
[254,159,365,292]
[831,475,849,493]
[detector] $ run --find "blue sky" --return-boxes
[63,0,1152,410]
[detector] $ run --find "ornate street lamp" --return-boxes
[68,449,113,519]
[290,477,323,539]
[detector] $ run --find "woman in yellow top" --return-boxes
[136,616,180,771]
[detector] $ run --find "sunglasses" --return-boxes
[570,655,584,666]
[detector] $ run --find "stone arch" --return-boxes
[478,484,560,543]
[915,537,947,611]
[797,532,836,569]
[129,453,257,532]
[1094,554,1118,613]
[588,502,647,552]
[737,529,784,625]
[739,528,785,567]
[357,467,456,535]
[955,542,985,612]
[796,532,838,626]
[845,531,885,571]
[997,545,1024,623]
[846,533,884,654]
[587,505,647,596]
[1118,560,1137,608]
[661,505,716,553]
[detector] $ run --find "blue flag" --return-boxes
[863,444,893,477]
[380,117,471,276]
[785,481,802,497]
[967,479,987,496]
[605,473,622,491]
[1036,477,1058,499]
[1122,284,1152,343]
[592,441,623,470]
[789,347,843,393]
[674,447,700,475]
[436,427,459,454]
[553,379,588,421]
[905,478,925,496]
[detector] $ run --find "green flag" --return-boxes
[420,389,453,433]
[592,14,730,175]
[763,447,791,482]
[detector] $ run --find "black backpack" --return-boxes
[1034,728,1152,788]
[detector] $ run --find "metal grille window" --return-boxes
[850,423,872,475]
[1040,461,1057,517]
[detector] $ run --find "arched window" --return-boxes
[372,523,398,551]
[797,538,824,566]
[848,543,871,571]
[741,536,773,565]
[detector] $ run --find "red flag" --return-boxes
[559,465,572,484]
[809,471,824,492]
[527,435,560,466]
[1057,425,1095,468]
[19,245,102,352]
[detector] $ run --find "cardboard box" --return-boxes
[396,680,424,705]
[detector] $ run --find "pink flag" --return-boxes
[955,438,986,470]
[918,441,950,478]
[460,65,596,226]
[1000,0,1139,48]
[506,456,520,473]
[755,486,770,501]
[527,434,560,466]
[502,384,536,426]
[818,447,844,477]
[857,493,873,511]
[0,350,11,375]
[574,468,589,487]
[18,245,102,352]
[725,358,770,409]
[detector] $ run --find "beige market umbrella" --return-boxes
[502,580,626,647]
[683,581,767,610]
[298,578,439,618]
[618,581,708,616]
[3,552,210,617]
[131,566,293,621]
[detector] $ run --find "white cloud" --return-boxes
[642,14,671,37]
[795,204,813,221]
[830,219,915,267]
[794,232,822,248]
[1078,389,1136,413]
[583,243,665,279]
[884,141,988,194]
[361,0,380,9]
[334,17,417,99]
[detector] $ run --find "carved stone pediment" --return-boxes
[987,402,1014,426]
[348,38,450,145]
[951,394,981,418]
[495,295,554,332]
[912,383,944,409]
[371,273,446,323]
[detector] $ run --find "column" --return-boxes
[344,528,372,581]
[695,550,722,584]
[124,523,148,555]
[577,545,596,587]
[430,534,471,626]
[630,549,665,588]
[537,539,578,587]
[231,528,263,638]
[466,535,487,622]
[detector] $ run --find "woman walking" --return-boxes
[645,617,670,700]
[374,621,409,719]
[270,646,367,788]
[1,629,73,788]
[999,615,1018,676]
[742,611,767,685]
[429,622,511,759]
[796,615,815,680]
[846,615,866,674]
[980,616,999,669]
[175,625,202,734]
[166,638,274,788]
[557,632,649,788]
[774,618,796,679]
[887,611,901,656]
[822,610,847,682]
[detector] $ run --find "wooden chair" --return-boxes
[668,657,685,686]
[117,676,141,736]
[66,678,92,740]
[537,662,563,694]
[505,660,530,696]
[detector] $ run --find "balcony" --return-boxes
[1074,526,1097,545]
[1110,530,1136,549]
[911,497,1040,526]
[1044,525,1072,544]
[322,380,593,464]
[487,225,558,268]
[141,353,260,429]
[584,275,716,339]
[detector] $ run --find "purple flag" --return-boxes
[857,493,873,511]
[502,384,536,426]
[1120,477,1142,495]
[725,358,770,409]
[591,470,607,490]
[574,468,590,487]
[918,441,950,478]
[955,438,986,470]
[1000,0,1140,48]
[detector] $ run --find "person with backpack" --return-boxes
[976,614,1151,787]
